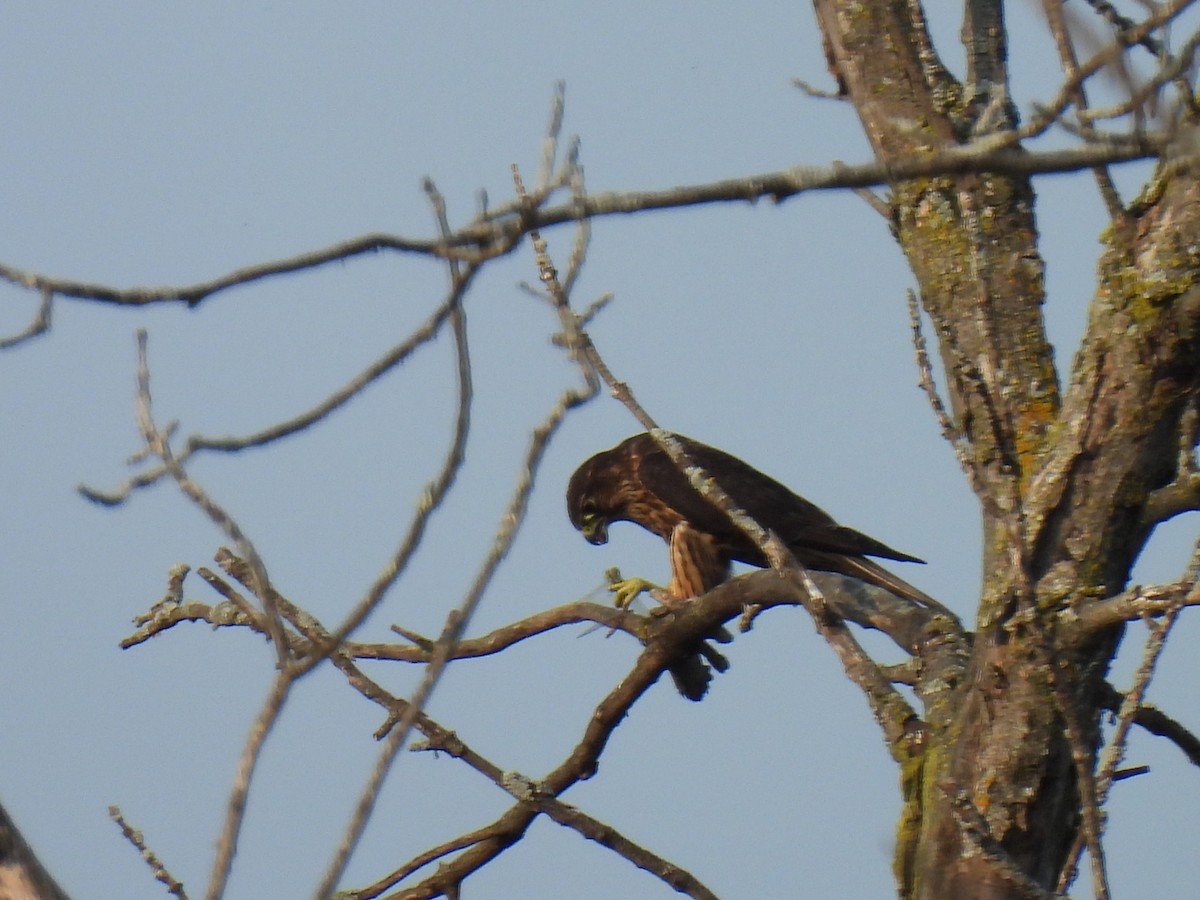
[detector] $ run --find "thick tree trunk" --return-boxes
[814,2,1200,896]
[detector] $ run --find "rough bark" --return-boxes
[814,2,1200,897]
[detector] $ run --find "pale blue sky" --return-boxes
[2,4,1197,898]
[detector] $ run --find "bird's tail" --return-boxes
[826,554,959,623]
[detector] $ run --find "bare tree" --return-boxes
[3,3,1200,899]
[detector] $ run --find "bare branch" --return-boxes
[103,333,297,900]
[523,136,1166,221]
[1060,535,1200,893]
[187,290,462,454]
[119,595,259,649]
[213,548,700,899]
[128,330,289,662]
[1071,581,1197,632]
[1140,400,1200,528]
[207,672,291,900]
[77,287,466,506]
[110,805,187,899]
[851,185,891,218]
[1057,598,1187,895]
[359,601,639,661]
[1078,0,1165,56]
[310,188,476,660]
[311,178,478,896]
[1096,603,1185,797]
[1142,471,1200,527]
[1047,652,1111,900]
[385,765,718,899]
[1077,28,1200,128]
[1021,0,1196,141]
[530,798,718,900]
[1099,683,1200,768]
[536,81,566,192]
[0,134,1173,326]
[790,76,846,100]
[313,166,600,898]
[0,232,482,308]
[353,822,507,898]
[392,601,711,897]
[0,286,51,349]
[1041,0,1126,218]
[198,552,529,898]
[908,291,980,490]
[132,559,954,690]
[559,155,591,297]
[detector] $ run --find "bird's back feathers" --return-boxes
[629,434,923,567]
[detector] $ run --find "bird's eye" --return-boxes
[579,499,598,520]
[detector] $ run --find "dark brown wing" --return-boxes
[633,434,923,567]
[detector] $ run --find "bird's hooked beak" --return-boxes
[580,517,609,545]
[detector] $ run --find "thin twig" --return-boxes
[532,797,718,900]
[0,133,1172,321]
[1047,655,1111,900]
[121,333,298,899]
[131,330,289,662]
[1056,556,1195,894]
[188,294,461,454]
[1072,580,1198,631]
[1079,0,1164,56]
[110,805,188,899]
[791,76,846,100]
[1077,28,1200,126]
[79,289,464,505]
[536,81,566,192]
[1098,683,1200,767]
[215,549,718,900]
[0,232,501,307]
[560,155,591,297]
[295,271,477,672]
[1042,0,1126,218]
[354,823,505,897]
[1099,606,1188,798]
[1020,0,1194,142]
[316,197,476,657]
[311,178,477,896]
[0,285,52,349]
[908,291,980,491]
[207,672,292,900]
[318,160,599,898]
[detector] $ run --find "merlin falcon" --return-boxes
[567,433,950,699]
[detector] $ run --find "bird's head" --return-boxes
[566,450,623,545]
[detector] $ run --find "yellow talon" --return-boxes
[608,576,662,610]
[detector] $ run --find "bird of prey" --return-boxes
[567,432,951,698]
